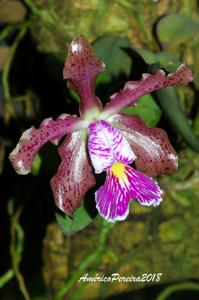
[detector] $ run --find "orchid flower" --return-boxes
[9,36,193,222]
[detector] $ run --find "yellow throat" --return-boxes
[111,162,128,184]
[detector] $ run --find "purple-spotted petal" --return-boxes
[51,131,96,216]
[102,64,193,118]
[110,113,178,177]
[63,35,105,117]
[95,162,162,222]
[88,120,136,173]
[9,114,82,175]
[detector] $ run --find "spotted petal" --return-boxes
[9,114,82,175]
[51,131,96,216]
[102,64,193,118]
[88,120,136,173]
[96,162,162,222]
[63,35,105,118]
[110,113,178,177]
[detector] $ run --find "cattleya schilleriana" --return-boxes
[9,36,193,222]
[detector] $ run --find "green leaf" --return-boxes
[31,153,42,176]
[92,35,132,80]
[157,13,199,45]
[55,205,93,236]
[133,48,181,72]
[69,89,80,103]
[95,70,113,87]
[0,269,14,289]
[122,94,162,127]
[155,87,199,152]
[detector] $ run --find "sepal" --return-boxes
[63,35,105,117]
[102,64,193,118]
[9,115,81,175]
[51,131,96,216]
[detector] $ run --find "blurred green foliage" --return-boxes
[1,0,199,300]
[157,13,199,45]
[55,205,94,236]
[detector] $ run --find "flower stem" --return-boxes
[2,22,29,123]
[0,269,14,289]
[53,220,114,300]
[98,213,152,298]
[0,25,16,40]
[156,282,199,300]
[23,0,62,28]
[2,24,29,100]
[0,21,31,41]
[9,205,31,300]
[23,0,74,40]
[23,0,44,16]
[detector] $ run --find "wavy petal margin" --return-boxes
[96,162,162,222]
[88,120,136,173]
[9,114,82,175]
[51,131,96,216]
[110,113,178,177]
[63,35,105,118]
[102,64,193,118]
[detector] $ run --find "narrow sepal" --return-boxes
[63,35,105,117]
[9,114,81,175]
[110,113,178,177]
[51,131,96,216]
[88,120,136,173]
[102,64,193,117]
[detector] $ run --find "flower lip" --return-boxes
[95,162,162,222]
